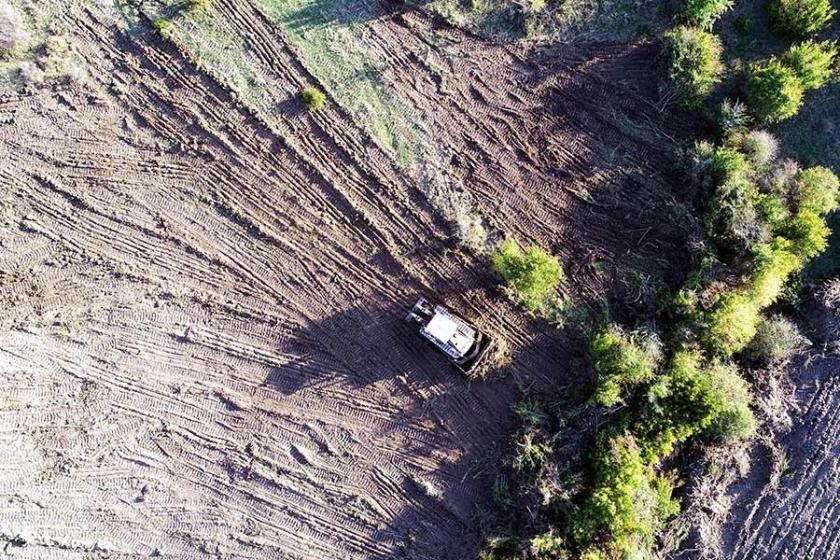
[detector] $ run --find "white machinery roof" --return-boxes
[425,312,459,343]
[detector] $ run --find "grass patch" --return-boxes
[258,0,421,162]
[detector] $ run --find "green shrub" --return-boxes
[742,130,779,166]
[769,0,836,37]
[745,59,804,124]
[153,17,173,37]
[706,361,756,439]
[705,176,767,255]
[654,350,722,435]
[493,239,564,312]
[515,430,551,471]
[513,399,547,428]
[572,432,660,559]
[747,314,809,364]
[530,531,568,560]
[711,146,754,182]
[579,550,608,560]
[479,537,516,560]
[783,40,838,90]
[588,327,661,407]
[526,0,546,12]
[757,195,790,230]
[681,0,735,29]
[706,293,761,355]
[717,98,751,133]
[663,26,725,110]
[798,166,840,215]
[785,209,830,259]
[750,237,802,307]
[653,473,681,521]
[302,86,326,111]
[184,0,210,11]
[685,140,717,182]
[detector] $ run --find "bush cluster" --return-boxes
[701,145,838,354]
[769,0,836,37]
[572,432,675,560]
[493,239,564,312]
[588,326,661,407]
[302,86,326,111]
[567,3,839,554]
[681,0,735,29]
[575,342,755,556]
[663,26,725,109]
[746,41,837,124]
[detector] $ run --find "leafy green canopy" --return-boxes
[493,239,563,312]
[769,0,836,37]
[745,58,804,124]
[588,327,660,407]
[572,432,677,560]
[783,40,838,91]
[681,0,735,29]
[663,26,725,110]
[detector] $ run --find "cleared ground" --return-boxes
[716,295,840,560]
[2,1,687,559]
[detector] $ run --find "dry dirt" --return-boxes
[713,299,840,560]
[720,353,840,560]
[668,292,840,560]
[1,2,687,559]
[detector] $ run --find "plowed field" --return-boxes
[1,2,687,558]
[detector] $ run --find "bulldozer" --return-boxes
[405,296,495,376]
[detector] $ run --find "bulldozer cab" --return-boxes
[405,297,494,376]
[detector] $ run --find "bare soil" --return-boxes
[0,2,688,559]
[715,298,840,560]
[669,292,840,560]
[721,353,840,560]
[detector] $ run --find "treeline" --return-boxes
[481,0,839,558]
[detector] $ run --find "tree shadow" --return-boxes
[279,0,419,33]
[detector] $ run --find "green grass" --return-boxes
[428,0,679,42]
[0,0,70,93]
[258,0,420,163]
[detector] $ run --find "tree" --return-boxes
[681,0,735,29]
[663,26,725,110]
[493,239,563,312]
[745,58,804,123]
[769,0,836,37]
[798,166,840,215]
[783,40,838,91]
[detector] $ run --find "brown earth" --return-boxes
[0,2,688,559]
[721,353,840,560]
[715,295,840,560]
[668,289,840,560]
